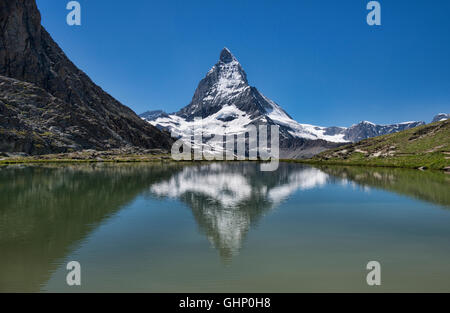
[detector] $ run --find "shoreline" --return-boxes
[283,157,449,172]
[0,154,448,172]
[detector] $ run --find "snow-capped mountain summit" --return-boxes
[432,113,450,123]
[142,48,347,158]
[177,47,253,120]
[142,48,425,158]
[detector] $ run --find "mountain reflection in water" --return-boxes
[0,162,449,292]
[149,163,329,260]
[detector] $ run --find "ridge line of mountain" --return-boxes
[0,0,173,156]
[142,108,445,142]
[140,48,447,159]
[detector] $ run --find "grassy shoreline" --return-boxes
[283,154,449,171]
[0,156,171,165]
[1,154,448,172]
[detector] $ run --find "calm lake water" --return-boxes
[1,162,449,292]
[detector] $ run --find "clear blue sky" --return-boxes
[36,0,449,126]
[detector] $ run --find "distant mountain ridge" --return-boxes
[433,113,450,123]
[0,0,172,155]
[325,120,426,143]
[314,119,450,170]
[141,48,427,158]
[140,110,170,121]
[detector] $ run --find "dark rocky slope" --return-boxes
[0,0,172,155]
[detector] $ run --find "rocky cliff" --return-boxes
[0,0,172,155]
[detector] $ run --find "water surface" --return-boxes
[0,162,449,292]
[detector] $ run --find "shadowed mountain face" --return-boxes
[0,0,173,155]
[1,162,449,291]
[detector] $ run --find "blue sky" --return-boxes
[36,0,450,126]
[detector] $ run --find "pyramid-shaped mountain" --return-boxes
[142,48,424,158]
[177,48,276,120]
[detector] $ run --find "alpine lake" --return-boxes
[1,162,449,292]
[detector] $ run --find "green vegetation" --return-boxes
[291,153,447,170]
[298,120,450,171]
[14,130,28,136]
[40,131,54,137]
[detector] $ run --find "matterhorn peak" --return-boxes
[219,47,237,63]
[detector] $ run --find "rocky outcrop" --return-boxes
[0,0,173,155]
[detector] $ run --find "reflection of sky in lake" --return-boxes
[1,163,450,292]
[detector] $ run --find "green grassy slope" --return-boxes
[308,120,450,170]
